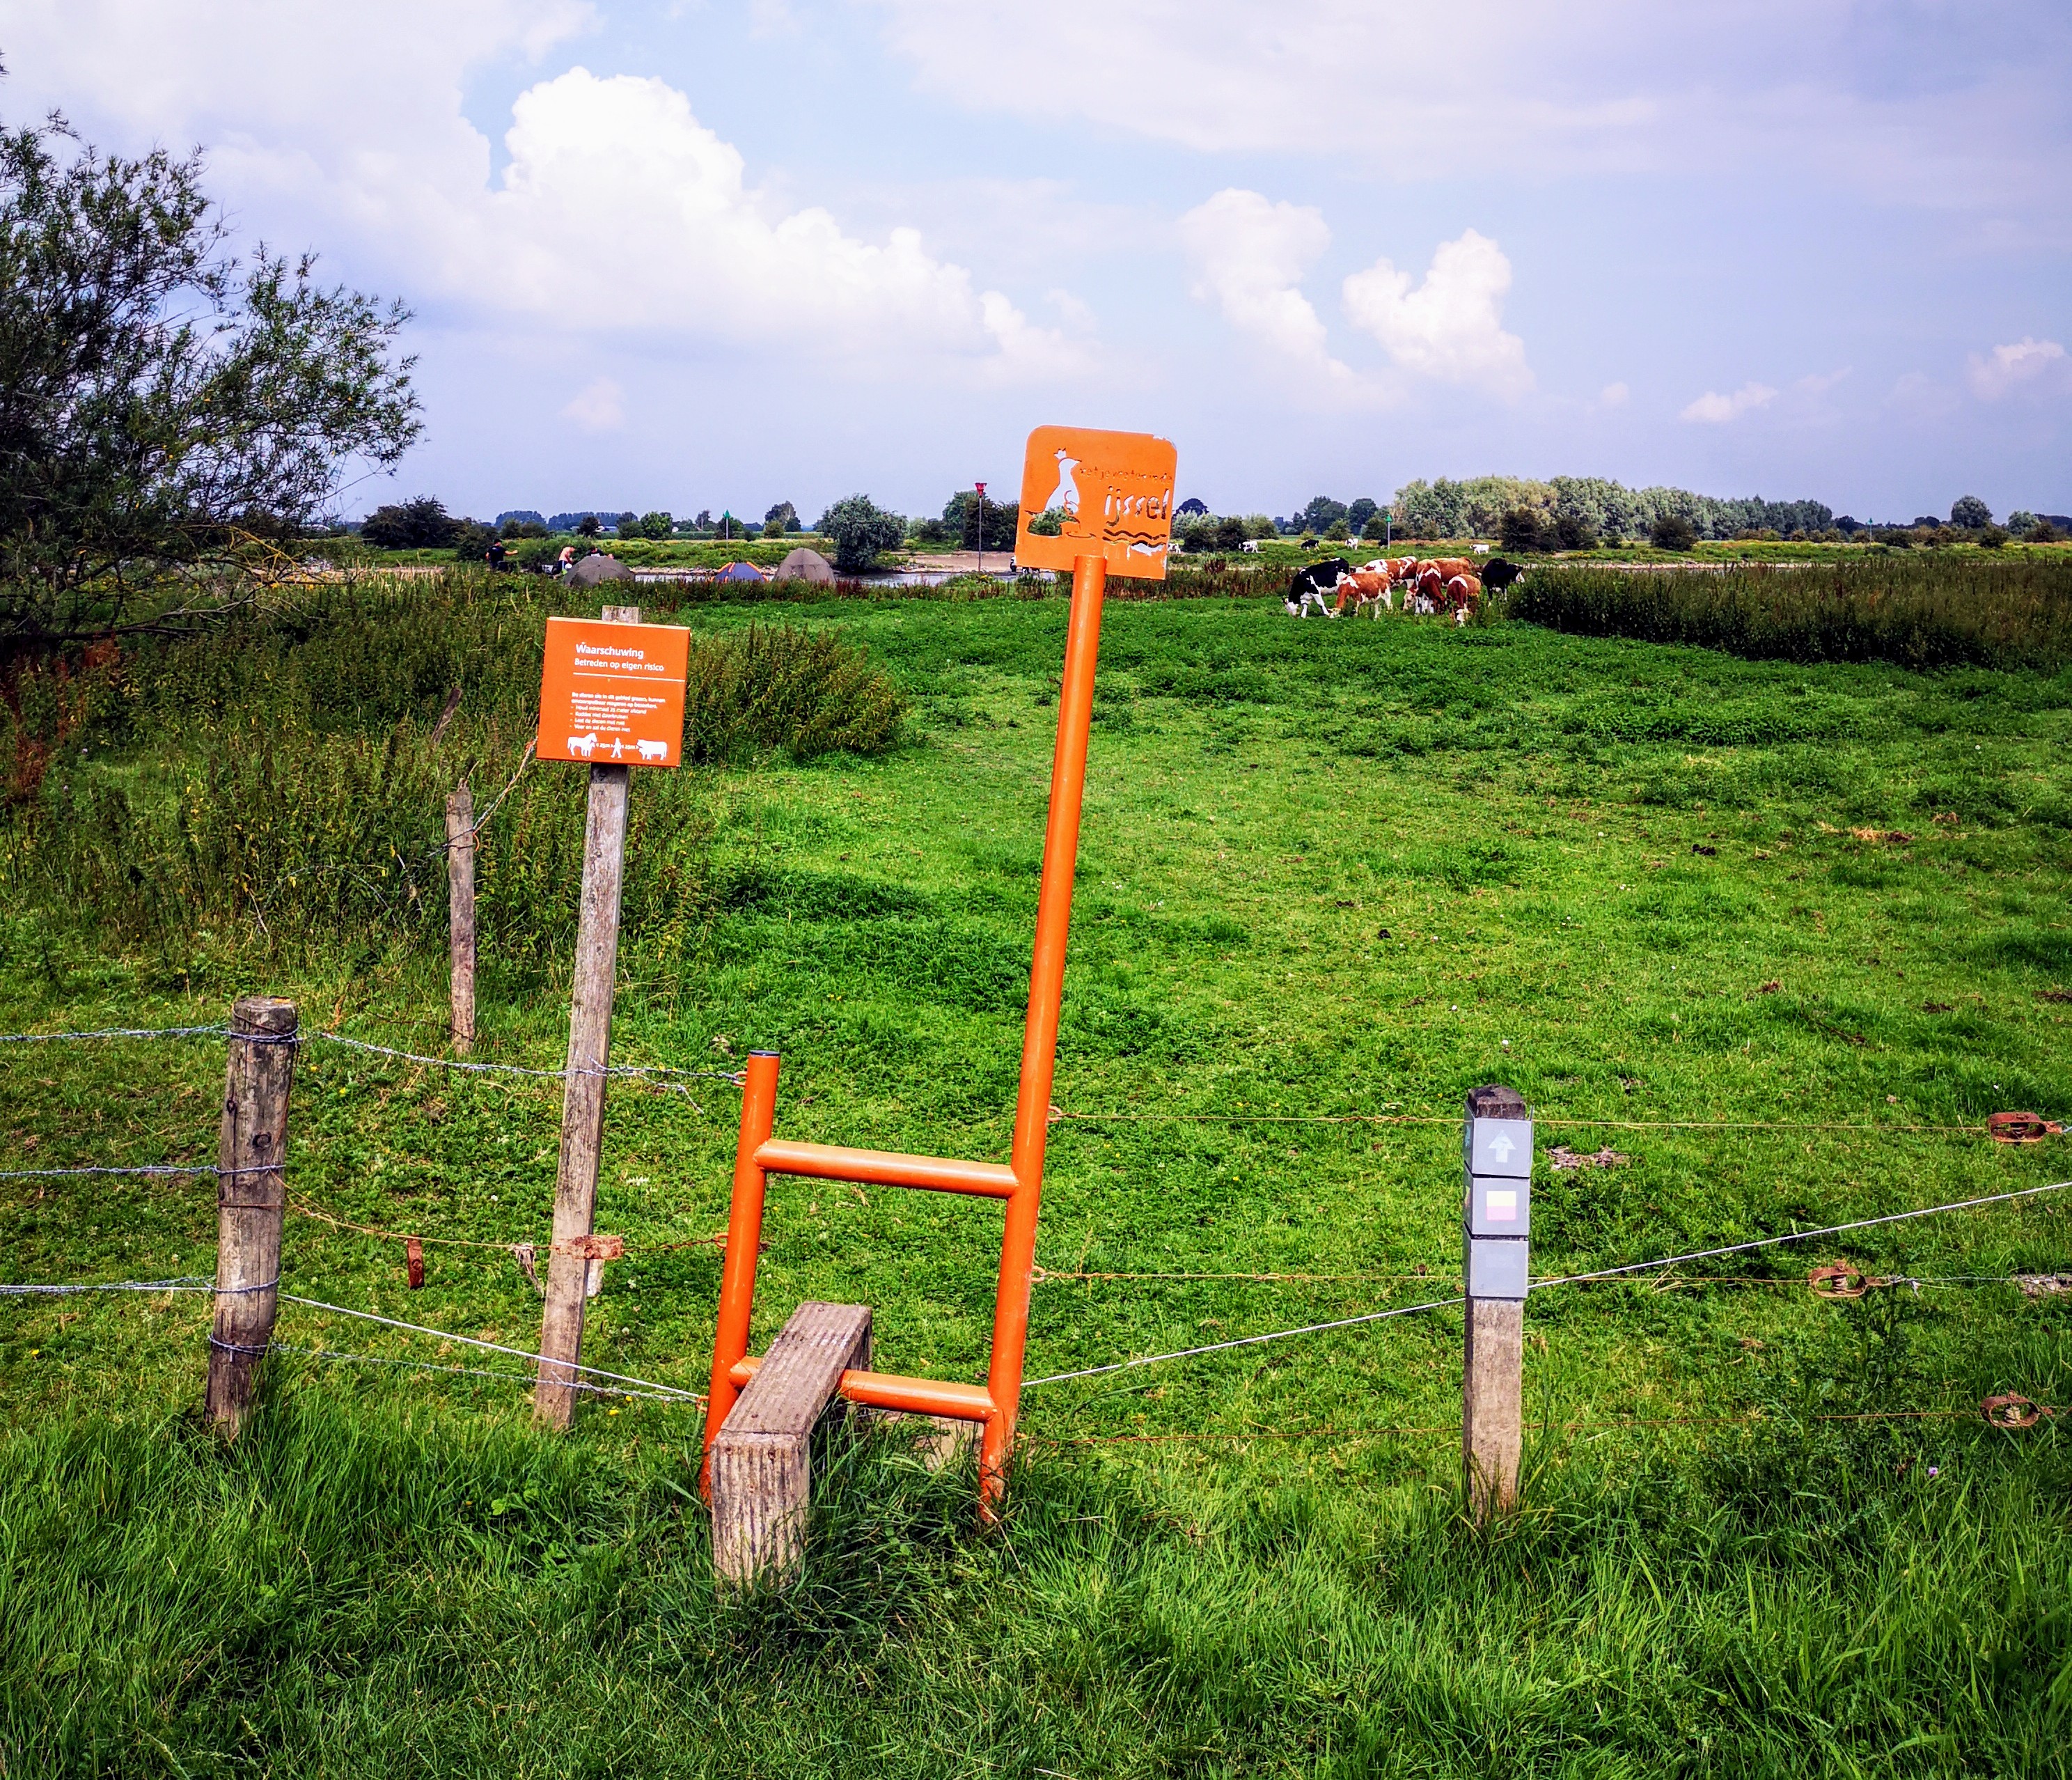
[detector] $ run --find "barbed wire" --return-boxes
[272,1290,703,1401]
[0,1024,227,1045]
[1535,1179,2072,1289]
[1022,1178,2072,1392]
[265,1341,701,1405]
[1022,1293,1467,1388]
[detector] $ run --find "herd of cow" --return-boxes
[1283,554,1526,622]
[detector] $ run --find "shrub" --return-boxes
[362,497,456,549]
[1554,513,1597,552]
[1951,495,1992,529]
[1500,508,1546,553]
[2030,520,2061,545]
[1650,515,1698,552]
[638,511,675,540]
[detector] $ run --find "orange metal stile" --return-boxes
[703,1049,778,1494]
[702,550,1115,1515]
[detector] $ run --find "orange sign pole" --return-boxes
[701,427,1170,1517]
[984,548,1107,1490]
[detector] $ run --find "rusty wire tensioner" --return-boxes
[1988,1111,2065,1145]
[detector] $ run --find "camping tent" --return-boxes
[714,560,767,582]
[568,553,631,586]
[774,547,835,584]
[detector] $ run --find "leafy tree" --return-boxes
[942,490,1017,550]
[2006,510,2037,533]
[763,501,797,535]
[1214,515,1246,550]
[1300,495,1349,533]
[1554,513,1597,551]
[2030,519,2062,544]
[1500,508,1546,553]
[693,509,714,531]
[1950,495,1991,529]
[362,497,455,549]
[499,517,547,540]
[0,111,418,646]
[1324,518,1349,542]
[1650,514,1698,552]
[1360,513,1388,542]
[448,518,495,561]
[613,511,638,534]
[1979,525,2009,549]
[637,510,673,540]
[817,494,904,572]
[1347,497,1379,535]
[576,515,601,538]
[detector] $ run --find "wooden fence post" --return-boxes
[535,603,638,1428]
[207,995,298,1431]
[446,783,476,1054]
[1463,1084,1531,1520]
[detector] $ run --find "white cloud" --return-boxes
[1680,382,1777,423]
[1,5,1087,386]
[856,0,2071,210]
[1967,337,2069,399]
[1340,229,1532,400]
[561,376,625,432]
[1597,381,1630,408]
[1795,368,1851,396]
[1176,189,1353,384]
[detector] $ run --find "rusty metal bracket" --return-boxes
[552,1233,625,1261]
[1989,1111,2065,1145]
[1981,1393,2046,1430]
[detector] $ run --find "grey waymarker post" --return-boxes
[1463,1084,1530,1519]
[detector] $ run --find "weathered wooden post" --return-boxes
[1463,1084,1530,1519]
[445,782,476,1054]
[207,996,298,1431]
[535,604,638,1427]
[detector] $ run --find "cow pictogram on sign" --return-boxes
[537,617,690,766]
[1013,426,1178,581]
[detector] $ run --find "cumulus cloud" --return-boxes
[1680,382,1777,423]
[1176,189,1351,383]
[1967,337,2069,399]
[1,3,1087,386]
[1597,381,1630,408]
[471,69,1085,381]
[561,377,625,432]
[1340,229,1532,400]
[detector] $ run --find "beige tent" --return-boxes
[569,553,632,586]
[774,546,836,584]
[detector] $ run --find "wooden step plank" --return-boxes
[709,1301,871,1586]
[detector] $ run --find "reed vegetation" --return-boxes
[1510,554,2072,669]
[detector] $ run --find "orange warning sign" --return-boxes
[1013,426,1178,581]
[537,617,690,767]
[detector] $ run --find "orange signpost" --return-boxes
[706,426,1175,1516]
[536,616,690,767]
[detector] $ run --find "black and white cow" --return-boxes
[1285,556,1351,618]
[1480,557,1528,592]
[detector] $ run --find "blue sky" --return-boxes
[8,0,2069,524]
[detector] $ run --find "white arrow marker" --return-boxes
[1485,1132,1516,1164]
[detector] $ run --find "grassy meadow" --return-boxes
[3,572,2072,1774]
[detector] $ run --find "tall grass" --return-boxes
[0,573,901,954]
[3,1398,2068,1774]
[1512,554,2072,668]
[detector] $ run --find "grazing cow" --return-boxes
[1333,569,1393,617]
[1285,556,1350,618]
[1445,572,1484,620]
[1481,557,1527,591]
[1431,557,1476,581]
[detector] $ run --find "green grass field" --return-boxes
[5,587,2072,1774]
